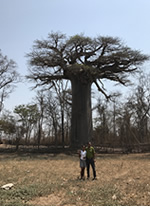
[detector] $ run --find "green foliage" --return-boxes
[13,104,40,144]
[66,34,92,47]
[0,113,16,135]
[0,184,51,206]
[14,104,39,124]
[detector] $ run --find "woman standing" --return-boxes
[79,145,87,180]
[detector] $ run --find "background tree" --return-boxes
[0,50,19,112]
[127,73,150,143]
[35,91,45,149]
[14,104,39,145]
[53,80,70,147]
[94,97,109,145]
[0,110,16,143]
[27,32,149,147]
[45,92,60,146]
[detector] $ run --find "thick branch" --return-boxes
[94,80,110,99]
[27,74,67,82]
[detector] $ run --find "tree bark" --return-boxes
[70,78,93,147]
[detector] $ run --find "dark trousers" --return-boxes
[81,168,85,178]
[86,158,96,178]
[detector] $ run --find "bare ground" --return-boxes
[28,153,150,206]
[1,152,150,205]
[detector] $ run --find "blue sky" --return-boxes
[0,0,150,111]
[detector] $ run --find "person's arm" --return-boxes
[93,148,95,160]
[78,150,81,158]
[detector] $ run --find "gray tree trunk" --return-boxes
[70,78,93,147]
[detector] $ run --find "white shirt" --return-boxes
[80,150,86,160]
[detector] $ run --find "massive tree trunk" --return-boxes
[70,78,93,147]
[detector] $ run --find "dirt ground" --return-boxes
[1,152,150,205]
[28,153,150,206]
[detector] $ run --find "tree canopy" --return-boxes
[27,32,149,95]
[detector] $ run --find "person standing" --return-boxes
[86,142,97,180]
[79,145,87,180]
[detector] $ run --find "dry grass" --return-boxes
[0,152,150,205]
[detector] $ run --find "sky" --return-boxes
[0,0,150,111]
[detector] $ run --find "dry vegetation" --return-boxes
[0,152,150,205]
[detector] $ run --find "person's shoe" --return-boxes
[79,177,85,181]
[92,177,97,180]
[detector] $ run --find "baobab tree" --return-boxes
[27,32,149,147]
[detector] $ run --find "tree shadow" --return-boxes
[0,145,78,161]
